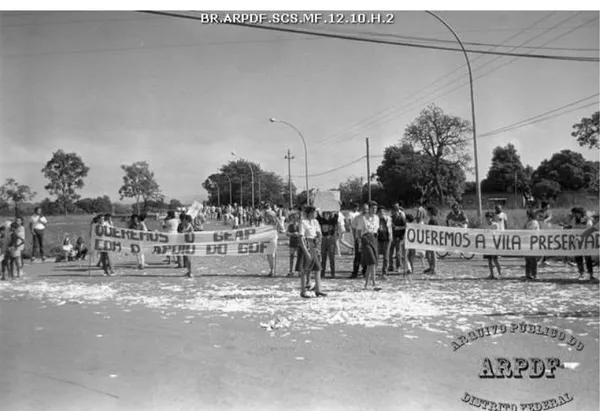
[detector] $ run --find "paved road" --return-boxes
[0,222,598,410]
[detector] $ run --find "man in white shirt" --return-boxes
[350,204,368,278]
[298,206,326,298]
[29,207,48,262]
[494,205,509,231]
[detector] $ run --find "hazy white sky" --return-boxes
[1,9,598,203]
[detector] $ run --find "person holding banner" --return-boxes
[180,214,194,278]
[484,211,502,279]
[524,209,540,280]
[162,211,179,265]
[298,206,326,298]
[317,210,338,278]
[446,203,468,228]
[570,207,596,281]
[537,202,553,267]
[356,201,380,290]
[100,214,115,276]
[581,214,599,241]
[129,214,146,270]
[424,205,439,275]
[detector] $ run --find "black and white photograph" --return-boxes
[0,2,599,410]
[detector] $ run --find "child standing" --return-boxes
[7,222,25,279]
[524,209,540,280]
[484,211,502,279]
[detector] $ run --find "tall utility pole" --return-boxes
[240,175,243,207]
[366,138,371,202]
[514,170,518,209]
[284,148,295,210]
[224,173,232,205]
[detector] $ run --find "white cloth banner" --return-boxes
[405,223,599,257]
[186,201,203,219]
[91,224,277,256]
[313,190,341,211]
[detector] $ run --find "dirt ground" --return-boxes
[1,223,598,411]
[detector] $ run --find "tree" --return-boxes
[39,197,62,216]
[532,179,561,201]
[0,178,36,217]
[376,143,466,207]
[571,111,599,149]
[481,144,528,193]
[402,104,471,205]
[532,150,595,191]
[169,199,183,209]
[339,177,365,207]
[203,160,291,207]
[118,161,163,214]
[41,150,90,216]
[583,161,599,193]
[464,181,477,194]
[75,195,112,214]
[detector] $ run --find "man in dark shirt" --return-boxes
[317,210,339,278]
[390,202,407,272]
[377,207,392,278]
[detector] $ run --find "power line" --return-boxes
[350,30,599,52]
[296,96,599,180]
[139,11,600,62]
[291,156,365,178]
[479,98,599,138]
[309,11,570,149]
[312,13,596,149]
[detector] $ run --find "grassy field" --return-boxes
[8,214,165,259]
[7,206,598,259]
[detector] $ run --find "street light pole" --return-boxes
[209,179,220,207]
[269,118,310,205]
[232,153,255,208]
[425,10,482,223]
[284,148,295,209]
[240,175,243,207]
[224,173,232,205]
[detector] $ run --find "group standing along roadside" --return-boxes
[3,197,596,287]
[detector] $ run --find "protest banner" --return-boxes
[313,190,341,211]
[186,201,203,219]
[91,224,278,257]
[405,223,599,257]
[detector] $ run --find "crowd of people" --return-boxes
[0,201,597,292]
[282,200,598,297]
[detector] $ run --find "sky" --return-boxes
[1,8,599,204]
